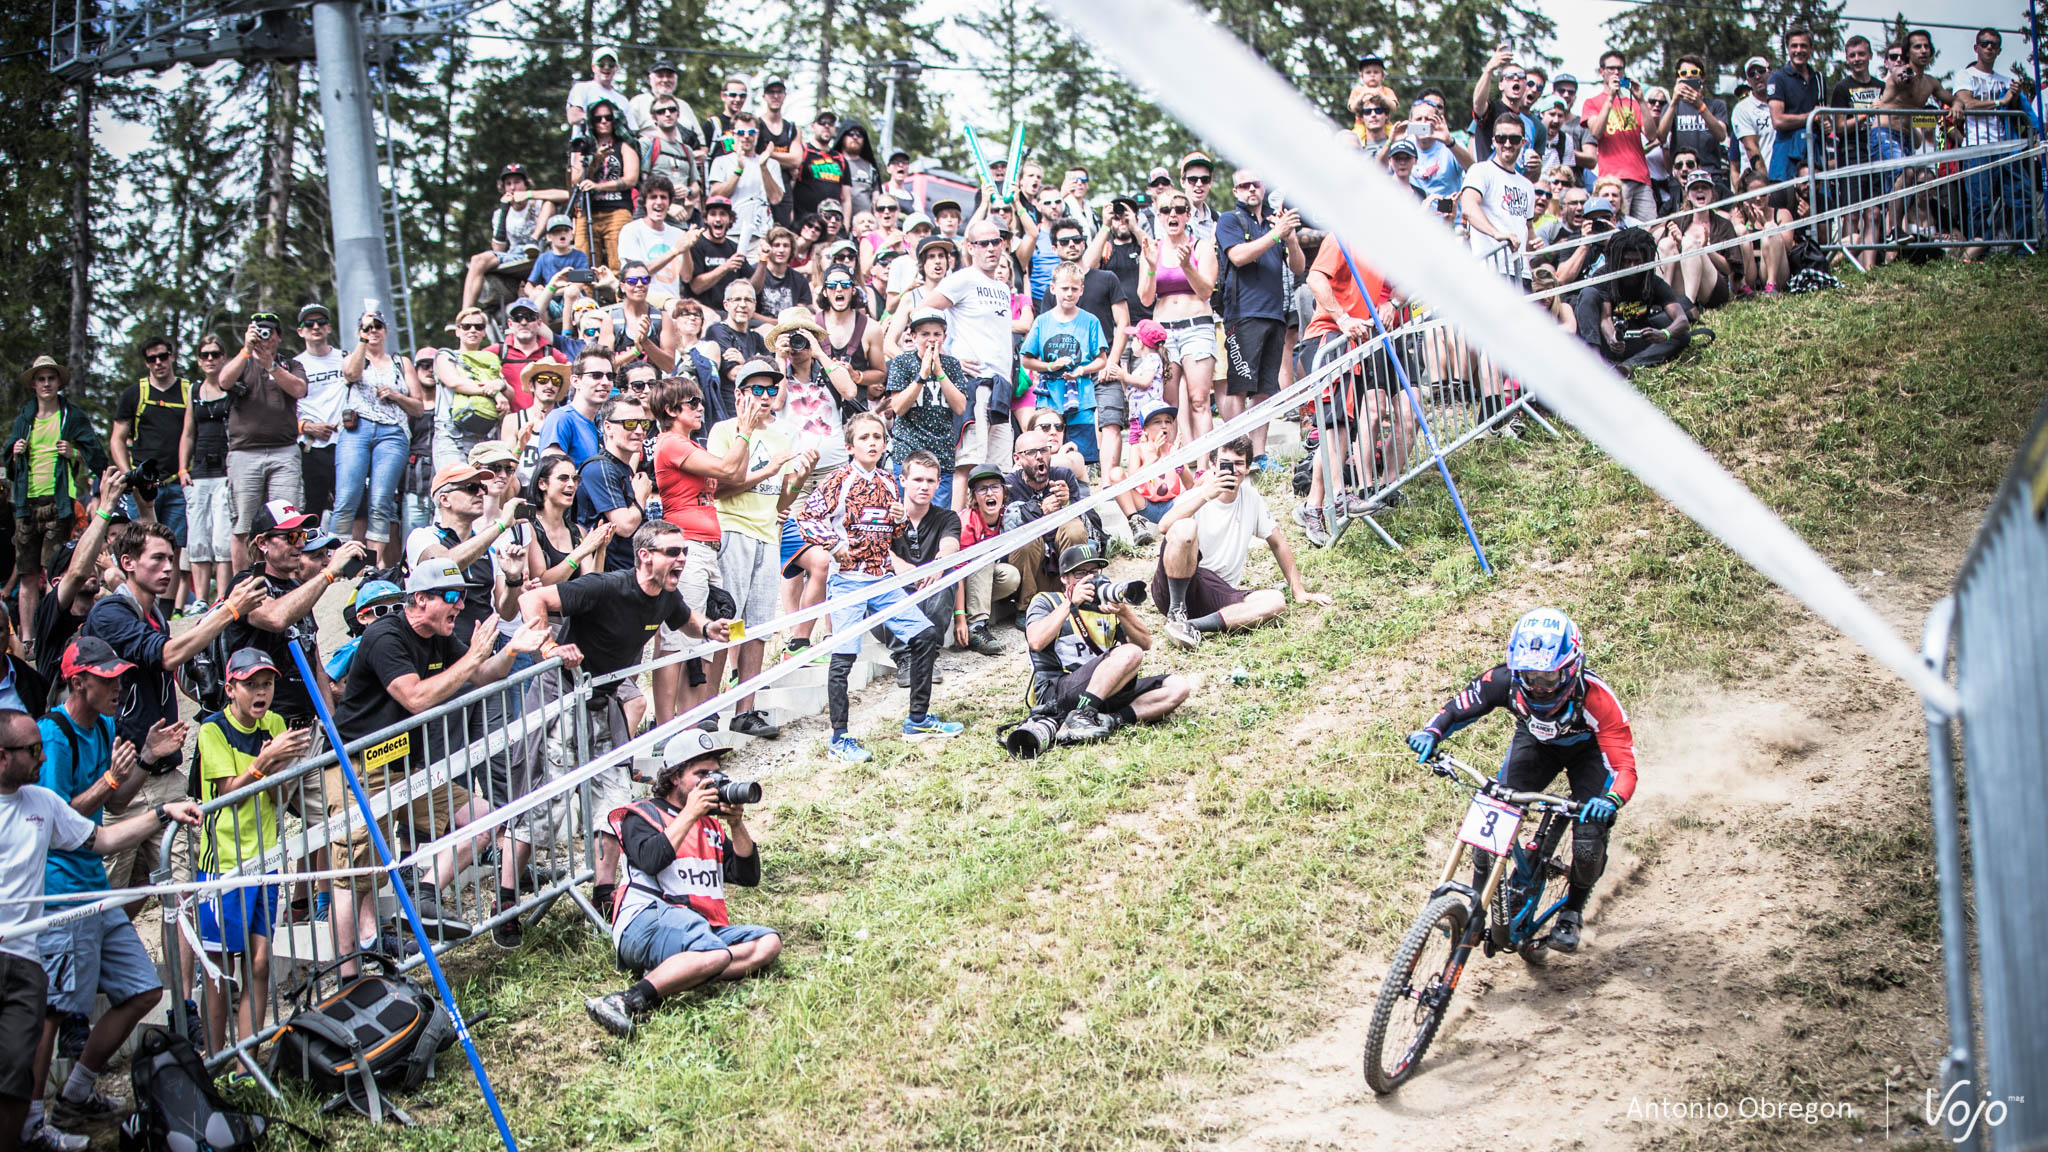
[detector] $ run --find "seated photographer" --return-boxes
[1155,436,1330,649]
[1024,543,1190,744]
[584,729,779,1040]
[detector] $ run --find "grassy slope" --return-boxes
[283,259,2048,1152]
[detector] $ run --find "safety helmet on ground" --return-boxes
[1505,607,1585,720]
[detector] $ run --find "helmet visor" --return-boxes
[1518,667,1569,695]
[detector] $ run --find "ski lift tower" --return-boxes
[47,0,466,351]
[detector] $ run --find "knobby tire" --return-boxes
[1363,893,1468,1094]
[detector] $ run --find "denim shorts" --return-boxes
[617,903,775,971]
[38,907,164,1015]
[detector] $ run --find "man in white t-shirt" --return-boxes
[628,59,695,145]
[0,705,201,1152]
[706,112,782,258]
[567,46,636,132]
[1956,28,2033,258]
[1460,112,1538,270]
[1730,56,1775,175]
[1152,436,1329,648]
[289,302,349,521]
[921,218,1032,508]
[617,174,691,303]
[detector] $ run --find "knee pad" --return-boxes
[1570,822,1610,889]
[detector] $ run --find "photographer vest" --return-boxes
[609,798,732,947]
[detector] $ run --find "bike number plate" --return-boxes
[1457,794,1523,856]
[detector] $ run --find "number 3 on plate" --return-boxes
[1458,794,1522,856]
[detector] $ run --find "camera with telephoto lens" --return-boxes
[569,134,597,157]
[1093,577,1148,608]
[704,771,761,806]
[1004,713,1059,759]
[124,457,164,501]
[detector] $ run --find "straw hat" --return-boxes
[764,306,829,349]
[18,354,69,391]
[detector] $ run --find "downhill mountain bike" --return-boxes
[1362,752,1584,1094]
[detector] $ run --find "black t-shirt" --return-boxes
[1668,96,1731,174]
[1100,238,1150,322]
[33,591,90,683]
[1035,269,1128,347]
[792,144,847,217]
[222,563,320,719]
[1473,99,1542,166]
[1022,591,1124,700]
[1830,78,1883,158]
[758,265,813,316]
[1574,271,1686,343]
[689,233,750,308]
[113,378,190,470]
[555,569,692,678]
[891,507,961,567]
[1766,185,1810,244]
[336,612,464,764]
[705,323,768,384]
[760,117,800,221]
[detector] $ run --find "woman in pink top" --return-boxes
[648,375,769,725]
[1136,187,1220,458]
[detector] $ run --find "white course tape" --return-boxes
[1041,0,1959,715]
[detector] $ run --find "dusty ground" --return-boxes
[1187,560,1961,1150]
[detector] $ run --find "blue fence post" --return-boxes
[1333,240,1494,574]
[287,641,521,1152]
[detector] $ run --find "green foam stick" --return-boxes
[1001,124,1026,203]
[963,124,999,202]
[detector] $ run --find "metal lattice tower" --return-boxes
[48,0,470,354]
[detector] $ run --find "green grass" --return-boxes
[273,258,2048,1151]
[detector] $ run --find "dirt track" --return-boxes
[1191,554,1962,1150]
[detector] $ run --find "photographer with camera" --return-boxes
[219,312,310,572]
[1154,436,1328,649]
[584,728,778,1039]
[1022,543,1190,747]
[1001,429,1103,608]
[1573,226,1691,372]
[222,500,370,726]
[519,519,731,929]
[110,337,192,603]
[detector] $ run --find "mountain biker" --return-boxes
[1404,608,1637,953]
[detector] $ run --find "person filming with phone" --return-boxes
[222,500,371,726]
[1152,435,1329,650]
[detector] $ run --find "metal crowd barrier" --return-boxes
[1919,397,2048,1148]
[1305,316,1556,549]
[156,654,601,1087]
[1806,106,2043,263]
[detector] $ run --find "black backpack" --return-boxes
[268,954,457,1125]
[175,628,233,716]
[118,1025,317,1152]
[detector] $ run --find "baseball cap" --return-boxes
[703,195,734,213]
[902,211,935,233]
[251,499,313,536]
[545,214,574,233]
[297,303,331,326]
[431,464,492,493]
[1133,319,1168,349]
[1138,399,1176,426]
[300,529,340,552]
[1533,95,1566,114]
[915,234,956,261]
[405,558,473,594]
[499,162,529,182]
[1685,169,1717,189]
[1355,51,1386,66]
[1386,139,1419,159]
[1743,56,1771,72]
[819,199,845,215]
[907,308,948,331]
[967,466,1006,488]
[663,728,731,768]
[1583,196,1616,217]
[1179,151,1213,174]
[468,441,519,468]
[590,46,619,67]
[354,579,404,610]
[1146,166,1173,186]
[1057,542,1108,575]
[1553,72,1578,86]
[930,197,962,215]
[760,74,786,91]
[506,297,540,319]
[649,58,677,74]
[814,109,838,125]
[887,149,910,164]
[822,239,858,262]
[225,648,280,682]
[61,636,135,680]
[733,359,783,389]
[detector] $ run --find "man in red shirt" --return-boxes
[1581,50,1655,220]
[1295,239,1406,545]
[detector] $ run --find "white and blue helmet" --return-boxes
[1505,607,1585,719]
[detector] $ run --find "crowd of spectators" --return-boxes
[0,28,2040,1135]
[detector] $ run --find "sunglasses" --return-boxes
[623,275,651,286]
[581,370,615,381]
[1184,173,1211,182]
[680,396,705,408]
[654,106,680,115]
[1677,69,1702,79]
[1054,235,1085,245]
[197,349,223,359]
[968,237,1006,248]
[642,544,687,558]
[1494,136,1524,147]
[361,320,386,331]
[1234,180,1262,189]
[591,114,616,123]
[1158,206,1189,216]
[824,277,856,289]
[733,129,757,137]
[144,352,173,364]
[459,321,487,331]
[610,418,655,434]
[484,462,516,475]
[746,383,781,396]
[3,741,45,758]
[1647,98,1668,106]
[625,378,651,391]
[300,317,330,328]
[438,590,465,605]
[264,528,310,545]
[360,602,400,619]
[533,376,564,389]
[723,90,745,98]
[1364,107,1387,116]
[445,482,486,496]
[1978,39,1999,48]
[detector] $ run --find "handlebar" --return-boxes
[1428,752,1581,816]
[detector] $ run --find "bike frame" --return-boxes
[1428,756,1579,971]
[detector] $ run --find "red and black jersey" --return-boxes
[1424,664,1639,802]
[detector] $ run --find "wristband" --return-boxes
[954,609,967,617]
[497,518,514,531]
[227,604,242,622]
[322,569,337,585]
[249,763,268,780]
[154,803,169,825]
[102,770,121,791]
[95,509,114,522]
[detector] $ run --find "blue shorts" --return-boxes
[779,515,816,579]
[1065,421,1100,465]
[196,872,280,953]
[616,903,775,971]
[38,907,164,1015]
[1136,497,1174,524]
[1870,126,1907,163]
[826,572,936,656]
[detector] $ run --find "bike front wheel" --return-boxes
[1363,893,1469,1094]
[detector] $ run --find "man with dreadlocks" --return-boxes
[1571,226,1691,372]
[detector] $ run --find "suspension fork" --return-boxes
[1431,836,1520,992]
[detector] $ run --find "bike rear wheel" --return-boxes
[1363,893,1469,1094]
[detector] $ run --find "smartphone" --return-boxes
[287,715,315,731]
[565,268,596,284]
[336,549,369,579]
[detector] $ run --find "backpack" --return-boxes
[176,630,234,718]
[1208,207,1254,316]
[118,1025,318,1152]
[268,954,457,1125]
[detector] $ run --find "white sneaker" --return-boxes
[25,1122,90,1152]
[1164,608,1201,650]
[1302,506,1332,548]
